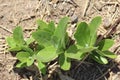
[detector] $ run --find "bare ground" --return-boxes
[0,0,120,80]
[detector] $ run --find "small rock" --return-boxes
[71,14,78,24]
[115,55,120,63]
[50,0,59,4]
[94,1,104,11]
[108,72,120,80]
[103,18,112,28]
[0,15,4,19]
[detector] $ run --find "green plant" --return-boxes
[32,17,71,70]
[65,16,117,64]
[6,16,117,75]
[6,26,46,74]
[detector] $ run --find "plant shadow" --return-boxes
[66,59,120,80]
[13,60,41,80]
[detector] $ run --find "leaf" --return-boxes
[77,45,97,53]
[27,57,34,66]
[52,17,69,49]
[6,37,16,48]
[37,20,48,29]
[8,47,22,51]
[96,49,117,59]
[89,16,102,46]
[65,45,86,60]
[36,46,58,62]
[65,52,85,60]
[21,46,33,54]
[36,21,56,46]
[35,20,55,46]
[51,34,69,54]
[51,36,59,48]
[54,17,69,40]
[6,37,22,51]
[79,47,97,53]
[37,60,46,75]
[45,21,55,33]
[59,54,71,70]
[25,37,34,45]
[32,30,53,46]
[35,44,44,53]
[97,39,114,51]
[90,52,108,64]
[16,52,30,62]
[16,61,27,68]
[67,45,78,53]
[74,22,90,47]
[103,51,117,59]
[13,26,25,45]
[57,34,69,54]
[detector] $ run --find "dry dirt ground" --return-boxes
[0,0,120,80]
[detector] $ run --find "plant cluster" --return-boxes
[6,16,117,74]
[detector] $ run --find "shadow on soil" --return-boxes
[10,51,120,80]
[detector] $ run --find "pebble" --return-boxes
[71,14,78,24]
[115,55,120,63]
[103,17,112,28]
[94,1,104,11]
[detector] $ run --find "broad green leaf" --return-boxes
[16,61,27,68]
[6,37,22,51]
[13,26,25,45]
[51,33,69,54]
[52,17,69,49]
[37,60,46,75]
[67,45,96,53]
[21,46,33,54]
[66,45,96,60]
[8,47,22,51]
[64,33,70,49]
[25,37,34,45]
[79,47,97,53]
[89,16,102,46]
[54,17,69,39]
[27,57,34,66]
[74,22,90,47]
[6,37,16,48]
[59,54,71,70]
[51,36,59,48]
[16,52,30,62]
[96,49,117,59]
[65,52,85,60]
[32,30,53,46]
[103,51,117,59]
[90,52,108,64]
[65,45,85,60]
[77,45,97,53]
[56,34,69,54]
[97,39,114,51]
[34,44,44,53]
[36,20,55,43]
[37,20,48,29]
[67,45,78,53]
[44,21,55,33]
[36,46,58,62]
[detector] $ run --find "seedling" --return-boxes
[65,16,117,64]
[6,16,117,75]
[32,17,71,70]
[6,26,46,74]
